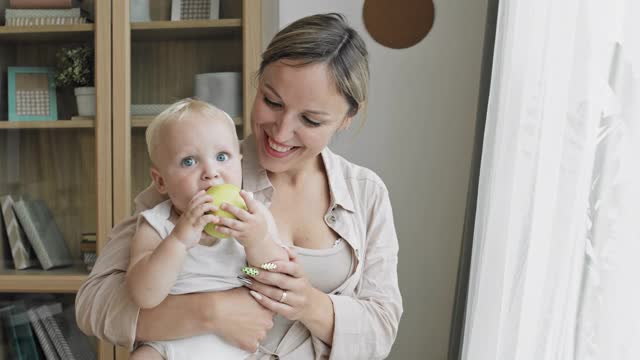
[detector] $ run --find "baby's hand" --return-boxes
[171,190,218,248]
[214,190,275,246]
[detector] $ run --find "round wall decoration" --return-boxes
[363,0,435,49]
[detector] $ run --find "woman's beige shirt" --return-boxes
[75,135,403,359]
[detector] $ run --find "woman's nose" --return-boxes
[272,113,298,141]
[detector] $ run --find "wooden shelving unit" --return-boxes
[0,0,112,358]
[0,1,261,358]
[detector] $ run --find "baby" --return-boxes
[126,99,288,360]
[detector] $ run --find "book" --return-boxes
[36,304,96,360]
[75,232,99,272]
[0,195,40,270]
[57,305,96,359]
[26,308,61,360]
[0,304,42,360]
[35,304,73,359]
[9,0,75,9]
[80,233,96,271]
[5,17,86,25]
[4,8,86,26]
[5,7,81,18]
[0,205,15,270]
[13,199,72,270]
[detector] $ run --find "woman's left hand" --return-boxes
[241,247,321,322]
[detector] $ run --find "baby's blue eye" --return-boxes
[181,157,196,167]
[216,152,229,162]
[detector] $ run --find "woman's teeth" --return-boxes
[268,137,293,152]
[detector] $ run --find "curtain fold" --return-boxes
[461,0,640,359]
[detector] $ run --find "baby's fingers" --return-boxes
[215,215,243,231]
[239,190,264,214]
[188,191,214,208]
[198,214,218,228]
[221,202,251,221]
[187,201,217,219]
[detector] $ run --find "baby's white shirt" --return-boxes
[138,200,246,294]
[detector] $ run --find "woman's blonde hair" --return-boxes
[145,98,237,164]
[259,13,369,118]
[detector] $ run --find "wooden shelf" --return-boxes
[0,24,94,42]
[0,265,89,293]
[131,19,241,41]
[0,119,95,129]
[131,116,242,128]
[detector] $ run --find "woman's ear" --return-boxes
[339,116,353,131]
[150,167,168,194]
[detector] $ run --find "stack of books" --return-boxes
[4,0,87,26]
[0,195,73,271]
[80,232,96,272]
[0,300,97,359]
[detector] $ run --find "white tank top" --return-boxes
[262,239,354,352]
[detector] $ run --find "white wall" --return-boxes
[266,1,489,358]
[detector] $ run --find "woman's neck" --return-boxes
[268,155,325,188]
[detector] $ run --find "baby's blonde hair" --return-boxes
[145,98,238,165]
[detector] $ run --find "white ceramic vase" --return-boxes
[194,72,242,123]
[130,0,151,22]
[74,86,96,117]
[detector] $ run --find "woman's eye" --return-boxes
[216,152,230,162]
[263,96,282,108]
[302,115,321,127]
[181,157,196,167]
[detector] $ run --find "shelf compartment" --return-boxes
[0,119,95,129]
[0,24,94,42]
[0,265,89,293]
[131,19,241,41]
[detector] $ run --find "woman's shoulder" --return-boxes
[324,148,388,193]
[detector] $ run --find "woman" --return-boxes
[76,13,402,359]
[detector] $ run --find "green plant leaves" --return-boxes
[54,46,94,88]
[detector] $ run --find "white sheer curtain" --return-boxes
[461,0,640,359]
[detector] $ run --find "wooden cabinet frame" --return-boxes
[0,1,261,358]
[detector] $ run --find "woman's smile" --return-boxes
[264,132,300,158]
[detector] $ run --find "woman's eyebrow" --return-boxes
[264,84,282,99]
[265,84,330,116]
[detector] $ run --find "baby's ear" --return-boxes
[150,167,168,194]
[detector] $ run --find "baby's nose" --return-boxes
[201,163,220,180]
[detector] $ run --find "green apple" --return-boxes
[204,184,247,238]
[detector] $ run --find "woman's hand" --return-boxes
[206,287,275,352]
[239,247,335,344]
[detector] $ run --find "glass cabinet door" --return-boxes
[111,1,260,359]
[113,0,259,221]
[0,0,111,359]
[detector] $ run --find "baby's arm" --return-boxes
[126,221,187,309]
[127,191,217,309]
[215,190,288,268]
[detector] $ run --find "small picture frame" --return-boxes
[8,67,58,121]
[171,0,219,20]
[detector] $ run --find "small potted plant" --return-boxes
[54,46,95,117]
